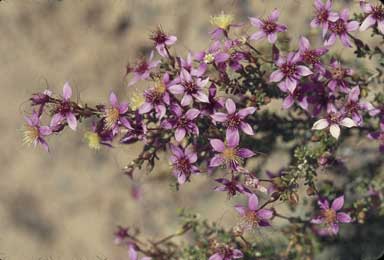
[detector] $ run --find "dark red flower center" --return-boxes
[281,63,297,77]
[135,61,149,74]
[57,101,71,114]
[345,101,358,113]
[183,81,198,94]
[262,20,277,34]
[144,87,164,104]
[226,114,241,128]
[316,9,329,24]
[329,19,347,34]
[176,157,191,173]
[372,5,384,20]
[151,30,168,44]
[328,112,340,124]
[302,50,319,65]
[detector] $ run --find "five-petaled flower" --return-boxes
[168,68,210,106]
[298,36,328,75]
[249,9,287,44]
[269,52,313,93]
[104,91,129,132]
[150,27,177,58]
[311,195,352,236]
[169,144,199,184]
[209,133,255,172]
[211,98,256,142]
[310,0,339,37]
[312,108,357,139]
[324,9,359,48]
[128,51,160,87]
[234,194,274,229]
[23,111,52,152]
[51,82,77,131]
[161,105,200,142]
[139,73,172,119]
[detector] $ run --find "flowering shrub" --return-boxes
[22,0,384,259]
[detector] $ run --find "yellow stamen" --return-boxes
[222,147,237,160]
[104,107,119,129]
[204,53,215,64]
[130,92,145,111]
[323,209,337,224]
[210,12,234,30]
[84,131,101,150]
[22,125,39,146]
[154,81,166,94]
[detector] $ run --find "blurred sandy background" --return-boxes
[0,0,380,259]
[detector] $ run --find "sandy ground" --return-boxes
[0,0,379,259]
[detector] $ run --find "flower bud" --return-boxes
[288,192,299,205]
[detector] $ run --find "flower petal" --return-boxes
[237,148,255,158]
[331,195,344,211]
[240,122,254,135]
[225,98,237,114]
[63,82,72,100]
[66,113,77,130]
[312,119,329,130]
[330,124,341,139]
[337,212,351,223]
[296,65,312,76]
[175,128,186,142]
[257,209,273,219]
[210,154,225,167]
[269,70,284,82]
[185,108,200,120]
[226,128,239,148]
[210,139,225,152]
[248,194,259,211]
[339,117,356,128]
[234,205,246,216]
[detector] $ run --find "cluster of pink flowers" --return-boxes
[23,0,383,258]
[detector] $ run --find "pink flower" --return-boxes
[234,194,274,229]
[359,1,384,34]
[23,111,52,152]
[310,0,339,37]
[161,104,200,142]
[324,9,359,48]
[311,195,352,236]
[150,27,177,58]
[298,36,328,75]
[104,91,129,131]
[211,98,256,142]
[209,134,255,172]
[249,9,287,44]
[139,73,173,119]
[169,144,199,184]
[269,52,312,93]
[326,58,354,93]
[128,51,160,87]
[168,68,210,106]
[51,82,77,131]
